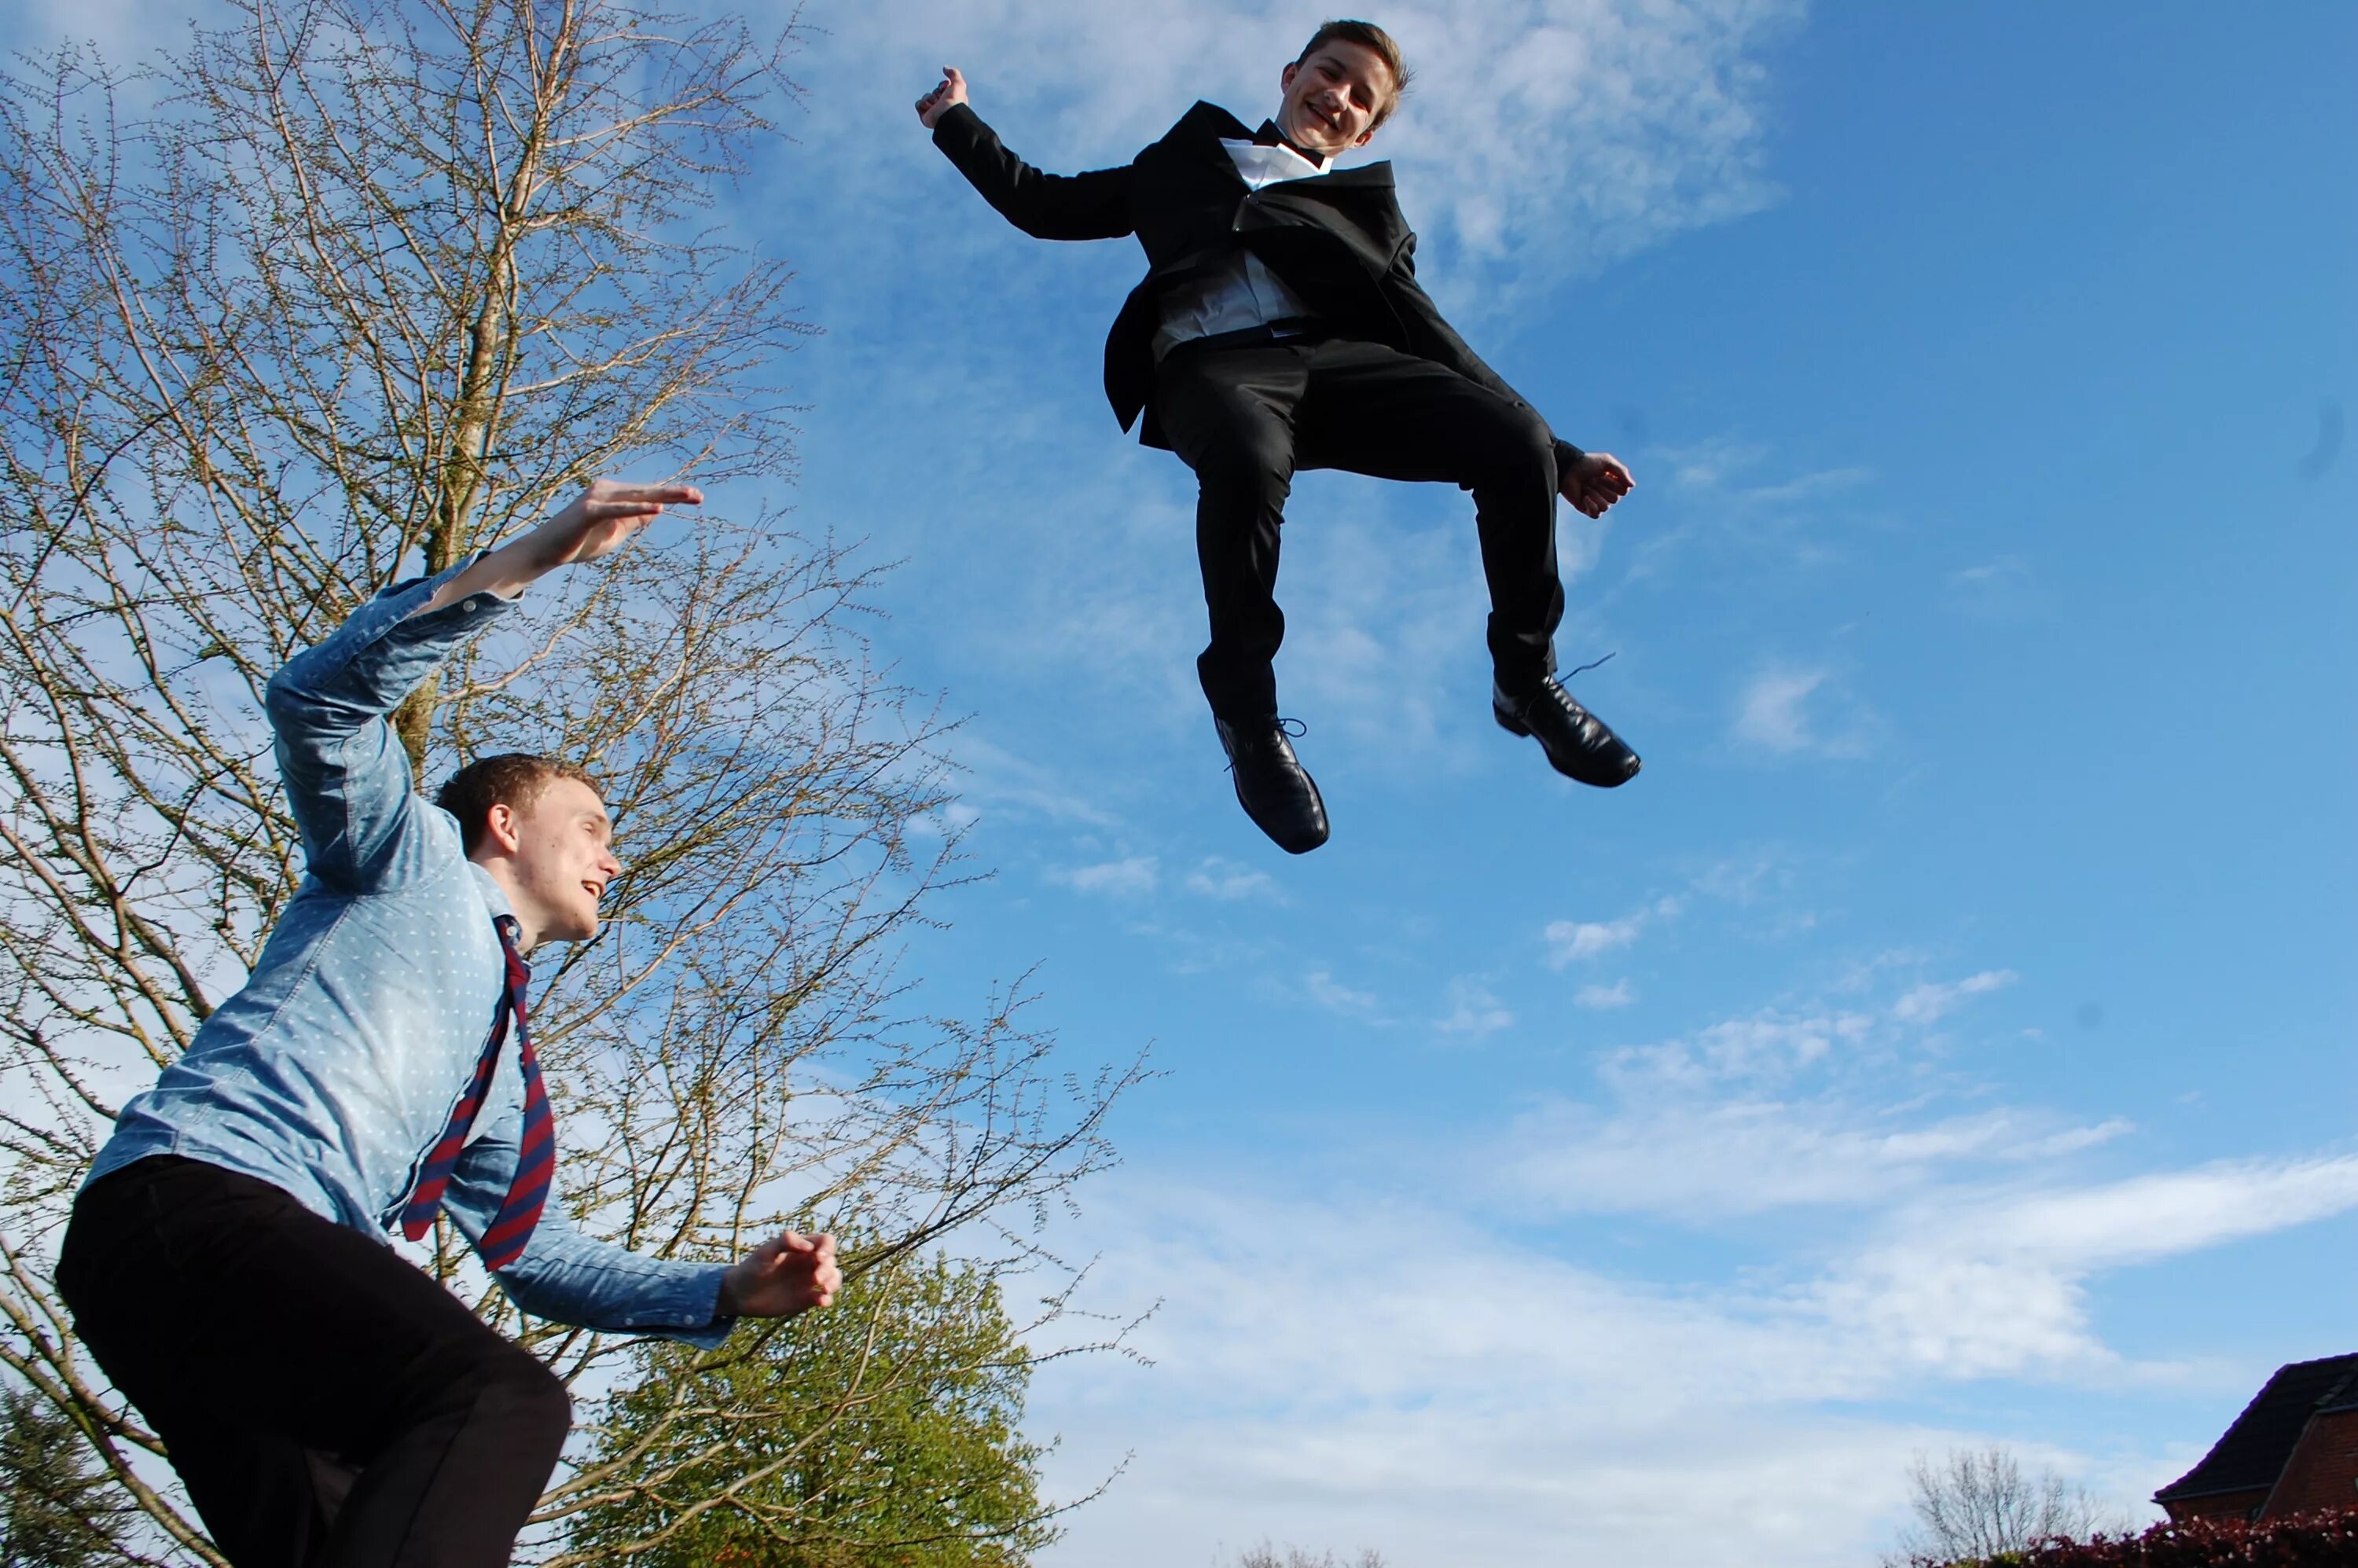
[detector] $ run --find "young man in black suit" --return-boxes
[917,20,1640,855]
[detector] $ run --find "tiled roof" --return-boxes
[2154,1353,2358,1502]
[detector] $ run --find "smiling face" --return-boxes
[492,776,620,946]
[1276,38,1398,158]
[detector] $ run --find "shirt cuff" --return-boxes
[387,553,523,632]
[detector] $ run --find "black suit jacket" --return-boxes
[931,101,1580,460]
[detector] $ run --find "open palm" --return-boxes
[533,479,703,567]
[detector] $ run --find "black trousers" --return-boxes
[1155,334,1566,719]
[56,1155,571,1568]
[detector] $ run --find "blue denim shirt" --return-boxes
[90,560,733,1346]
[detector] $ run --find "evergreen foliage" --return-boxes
[0,1390,127,1568]
[578,1253,1053,1566]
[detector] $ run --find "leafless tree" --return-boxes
[0,1,1140,1562]
[1229,1544,1388,1568]
[1882,1445,2115,1566]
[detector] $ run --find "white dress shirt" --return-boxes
[1153,137,1331,358]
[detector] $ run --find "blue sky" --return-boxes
[11,0,2352,1562]
[758,4,2352,1562]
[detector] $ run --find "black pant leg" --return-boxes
[1153,340,1313,718]
[57,1155,571,1568]
[1294,340,1566,690]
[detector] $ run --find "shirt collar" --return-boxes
[1251,118,1330,171]
[468,861,517,927]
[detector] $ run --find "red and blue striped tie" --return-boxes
[398,915,555,1271]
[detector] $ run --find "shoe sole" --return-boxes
[1494,706,1643,788]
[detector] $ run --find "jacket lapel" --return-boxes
[1173,101,1254,185]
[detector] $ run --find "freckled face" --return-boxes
[1277,40,1394,157]
[507,778,620,944]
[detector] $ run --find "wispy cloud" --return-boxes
[1665,439,1874,506]
[1545,894,1683,967]
[1028,1117,2352,1567]
[1052,855,1159,897]
[1498,1096,2136,1222]
[1575,979,1638,1009]
[819,0,1799,311]
[953,732,1128,828]
[1735,665,1827,752]
[1437,977,1515,1037]
[1605,963,2018,1091]
[1893,969,2018,1026]
[1732,664,1879,759]
[1948,555,2044,620]
[1548,914,1644,963]
[1183,857,1280,902]
[1304,968,1386,1023]
[1810,1155,2358,1378]
[766,1,1806,754]
[1022,926,2353,1566]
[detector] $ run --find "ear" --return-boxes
[1353,124,1378,148]
[1280,59,1299,94]
[482,801,526,856]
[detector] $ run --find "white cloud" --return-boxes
[1183,857,1280,902]
[1949,556,2042,621]
[1732,664,1879,759]
[1545,894,1681,967]
[1665,439,1873,507]
[1606,1007,1874,1086]
[1052,855,1159,897]
[1021,1123,2349,1568]
[818,0,1797,309]
[1304,969,1385,1022]
[1811,1155,2358,1379]
[1016,941,2357,1564]
[1547,914,1643,963]
[1437,977,1514,1037]
[1892,969,2018,1026]
[1735,665,1827,753]
[1497,1097,2134,1222]
[1574,979,1636,1009]
[953,732,1127,828]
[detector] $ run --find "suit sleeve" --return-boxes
[1386,234,1587,470]
[930,101,1134,241]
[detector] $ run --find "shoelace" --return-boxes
[1562,651,1616,681]
[1222,715,1308,770]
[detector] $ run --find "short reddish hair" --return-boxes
[1298,20,1412,127]
[435,752,599,855]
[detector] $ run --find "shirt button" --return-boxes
[464,597,481,611]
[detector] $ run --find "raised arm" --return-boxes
[263,481,700,892]
[919,67,1134,242]
[1384,236,1636,520]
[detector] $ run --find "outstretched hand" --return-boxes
[521,479,703,571]
[718,1230,841,1320]
[416,477,703,616]
[915,66,967,128]
[1562,452,1635,520]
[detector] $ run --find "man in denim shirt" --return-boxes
[58,481,843,1568]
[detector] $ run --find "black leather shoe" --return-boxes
[1214,714,1330,854]
[1494,677,1642,788]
